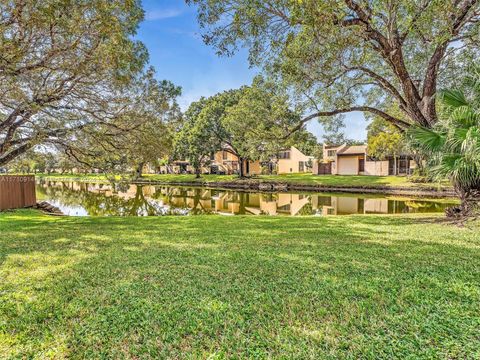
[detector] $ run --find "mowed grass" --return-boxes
[1,211,479,359]
[145,173,434,188]
[257,173,420,187]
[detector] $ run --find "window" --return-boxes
[327,150,336,157]
[210,152,215,161]
[299,161,305,172]
[278,151,290,159]
[222,151,228,160]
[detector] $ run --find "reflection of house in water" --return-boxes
[211,192,311,216]
[310,195,425,215]
[162,189,313,216]
[38,181,452,217]
[311,195,390,215]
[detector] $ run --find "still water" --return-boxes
[36,180,457,217]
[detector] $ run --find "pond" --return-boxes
[36,180,457,217]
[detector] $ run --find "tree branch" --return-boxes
[422,0,479,124]
[287,106,411,136]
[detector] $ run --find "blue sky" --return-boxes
[136,0,368,141]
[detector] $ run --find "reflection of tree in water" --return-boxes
[151,187,214,215]
[36,181,214,216]
[36,181,455,217]
[297,200,315,216]
[398,200,447,213]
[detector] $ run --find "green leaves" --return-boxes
[0,0,150,166]
[409,126,446,154]
[175,77,305,172]
[438,90,469,109]
[411,71,480,199]
[189,0,480,132]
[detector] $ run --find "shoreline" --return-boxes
[36,176,456,198]
[132,179,456,198]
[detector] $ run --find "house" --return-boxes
[161,145,262,176]
[313,144,416,176]
[209,147,262,176]
[277,146,314,174]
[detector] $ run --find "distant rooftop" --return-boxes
[337,145,367,155]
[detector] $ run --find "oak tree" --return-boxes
[0,0,147,166]
[188,0,480,131]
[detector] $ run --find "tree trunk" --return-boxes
[414,156,424,175]
[195,166,201,179]
[135,162,144,179]
[447,186,480,219]
[239,158,245,178]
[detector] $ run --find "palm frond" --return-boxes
[438,89,469,109]
[409,126,446,153]
[450,106,479,128]
[414,70,480,199]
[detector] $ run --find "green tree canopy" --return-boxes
[55,68,182,177]
[0,0,148,166]
[411,67,480,216]
[367,117,406,160]
[188,0,480,132]
[175,77,314,177]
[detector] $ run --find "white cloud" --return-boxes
[145,9,183,21]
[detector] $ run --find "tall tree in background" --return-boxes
[367,115,407,158]
[174,98,220,178]
[175,77,309,177]
[286,131,318,157]
[0,0,148,166]
[188,0,480,132]
[222,78,306,175]
[56,69,182,177]
[367,117,406,175]
[121,71,182,179]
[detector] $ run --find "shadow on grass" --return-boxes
[1,211,479,357]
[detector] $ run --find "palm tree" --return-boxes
[411,69,480,217]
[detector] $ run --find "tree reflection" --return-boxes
[36,181,456,217]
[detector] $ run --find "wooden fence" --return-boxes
[0,176,37,210]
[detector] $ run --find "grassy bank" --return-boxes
[32,173,450,190]
[1,211,479,358]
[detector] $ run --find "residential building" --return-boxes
[160,145,262,176]
[209,148,262,176]
[277,146,314,174]
[312,144,416,176]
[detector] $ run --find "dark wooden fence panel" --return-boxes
[0,176,36,210]
[317,162,332,175]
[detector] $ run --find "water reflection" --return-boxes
[36,181,456,217]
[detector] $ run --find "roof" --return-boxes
[324,144,342,149]
[336,145,367,156]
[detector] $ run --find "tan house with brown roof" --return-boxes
[313,144,416,176]
[277,146,314,174]
[161,145,262,176]
[210,148,262,176]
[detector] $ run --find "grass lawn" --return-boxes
[32,172,450,189]
[257,173,423,187]
[144,173,430,188]
[1,211,479,358]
